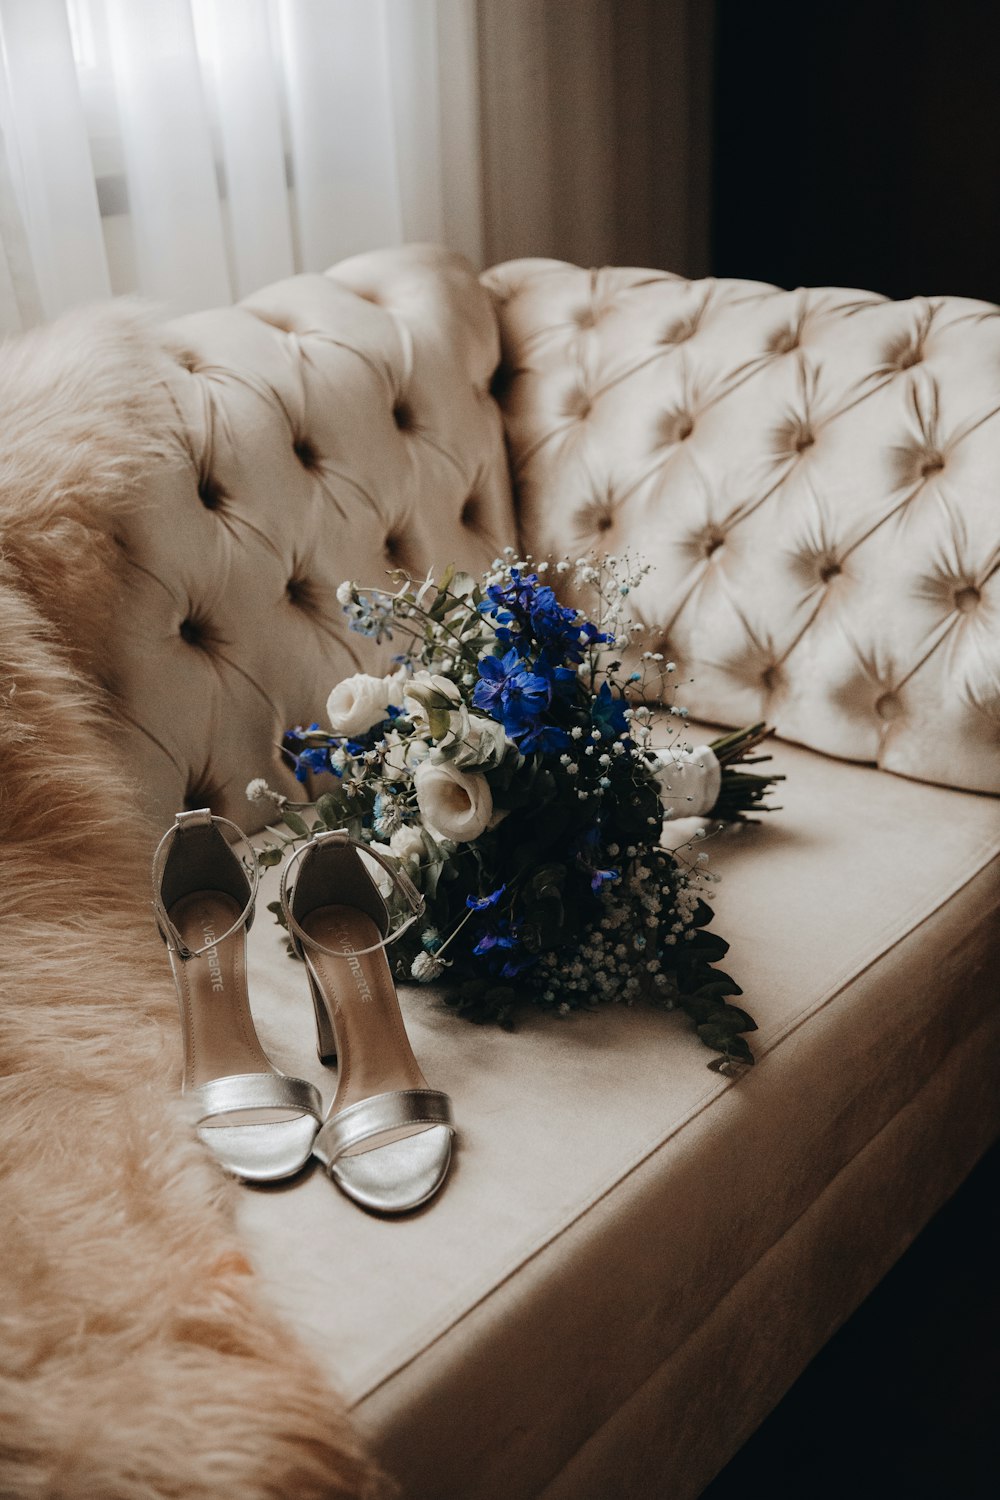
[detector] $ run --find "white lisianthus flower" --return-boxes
[385,664,409,708]
[389,824,426,866]
[653,745,722,817]
[414,758,493,843]
[405,670,470,747]
[383,729,430,781]
[326,673,391,736]
[452,713,510,770]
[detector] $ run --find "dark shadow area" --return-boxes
[712,0,1000,302]
[702,1138,1000,1499]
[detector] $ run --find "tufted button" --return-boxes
[660,319,696,346]
[489,364,512,401]
[875,691,902,721]
[794,430,815,453]
[392,401,413,431]
[574,306,600,329]
[761,665,780,693]
[953,584,981,613]
[920,451,944,477]
[175,347,200,373]
[659,409,695,446]
[285,576,314,610]
[294,437,318,469]
[818,557,842,583]
[460,495,480,527]
[198,474,225,510]
[384,533,404,564]
[884,332,923,370]
[769,328,799,355]
[566,388,592,420]
[179,616,204,648]
[701,527,725,558]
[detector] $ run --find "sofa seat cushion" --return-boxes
[235,737,1000,1499]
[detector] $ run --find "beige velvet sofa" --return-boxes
[6,245,1000,1499]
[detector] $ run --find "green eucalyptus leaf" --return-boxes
[281,808,311,838]
[256,847,284,869]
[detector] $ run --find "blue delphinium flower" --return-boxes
[590,681,629,739]
[473,648,551,736]
[283,724,331,782]
[466,884,506,911]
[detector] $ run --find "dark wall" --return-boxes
[712,0,1000,302]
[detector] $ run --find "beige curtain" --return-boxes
[476,0,714,275]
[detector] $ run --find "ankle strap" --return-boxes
[152,809,259,960]
[279,829,425,959]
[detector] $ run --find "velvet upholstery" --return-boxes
[5,243,996,1498]
[483,259,1000,794]
[238,734,1000,1498]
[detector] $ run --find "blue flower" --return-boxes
[473,648,551,736]
[466,884,506,911]
[590,681,628,739]
[518,722,570,754]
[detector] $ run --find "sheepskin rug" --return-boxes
[0,310,380,1498]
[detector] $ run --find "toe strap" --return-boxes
[314,1089,453,1168]
[190,1072,322,1123]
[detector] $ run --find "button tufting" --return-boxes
[795,430,815,453]
[920,452,944,477]
[953,584,981,613]
[175,347,200,373]
[179,617,204,647]
[660,319,695,345]
[701,528,724,558]
[384,534,403,563]
[294,437,318,469]
[818,558,842,583]
[875,691,902,721]
[761,665,779,693]
[460,495,480,527]
[392,401,413,431]
[198,474,225,510]
[769,328,799,355]
[489,364,512,402]
[286,577,314,610]
[574,306,600,329]
[659,410,695,446]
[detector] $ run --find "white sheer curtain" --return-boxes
[0,0,482,332]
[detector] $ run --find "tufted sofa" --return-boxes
[8,244,1000,1499]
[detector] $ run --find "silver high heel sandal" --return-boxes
[152,809,322,1183]
[280,830,455,1214]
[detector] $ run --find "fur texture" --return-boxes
[0,312,382,1498]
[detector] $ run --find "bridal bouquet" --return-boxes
[249,554,781,1070]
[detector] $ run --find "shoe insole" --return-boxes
[169,890,288,1127]
[301,905,431,1155]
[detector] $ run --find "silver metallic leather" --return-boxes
[313,1088,454,1165]
[190,1071,322,1123]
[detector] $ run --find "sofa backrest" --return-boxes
[110,246,515,827]
[483,259,1000,795]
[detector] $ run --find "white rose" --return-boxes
[389,824,426,865]
[326,673,390,736]
[414,759,493,843]
[653,745,721,817]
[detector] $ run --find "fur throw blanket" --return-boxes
[0,311,380,1498]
